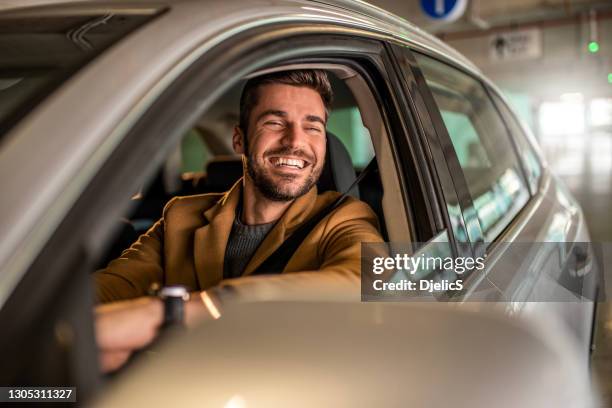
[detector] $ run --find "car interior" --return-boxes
[97,64,413,269]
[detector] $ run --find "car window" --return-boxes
[489,91,542,195]
[440,110,492,168]
[181,128,213,173]
[327,106,374,169]
[415,53,530,243]
[0,7,162,139]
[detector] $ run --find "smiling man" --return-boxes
[239,78,326,204]
[93,70,383,371]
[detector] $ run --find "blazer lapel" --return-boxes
[193,180,242,289]
[242,186,318,276]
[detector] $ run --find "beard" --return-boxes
[246,147,322,202]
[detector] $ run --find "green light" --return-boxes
[608,73,612,84]
[588,41,600,53]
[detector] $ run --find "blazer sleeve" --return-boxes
[208,199,384,303]
[93,199,176,303]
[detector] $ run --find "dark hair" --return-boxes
[239,69,333,135]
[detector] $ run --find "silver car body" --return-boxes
[95,302,597,407]
[0,0,597,375]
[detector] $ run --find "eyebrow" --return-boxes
[305,114,326,126]
[255,110,326,126]
[255,109,287,123]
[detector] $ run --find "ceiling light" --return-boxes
[588,41,599,53]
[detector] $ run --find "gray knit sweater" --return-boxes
[223,212,275,279]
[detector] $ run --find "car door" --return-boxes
[389,43,598,359]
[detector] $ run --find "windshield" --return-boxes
[0,6,163,140]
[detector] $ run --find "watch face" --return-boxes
[159,285,189,300]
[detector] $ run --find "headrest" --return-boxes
[205,155,243,192]
[317,132,359,198]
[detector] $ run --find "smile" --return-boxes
[269,156,309,170]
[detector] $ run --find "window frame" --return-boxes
[405,49,534,251]
[387,43,475,259]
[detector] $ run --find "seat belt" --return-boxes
[251,159,376,275]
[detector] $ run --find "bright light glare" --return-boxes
[539,101,585,136]
[560,92,583,103]
[590,98,612,127]
[200,291,221,320]
[224,395,247,408]
[589,133,612,193]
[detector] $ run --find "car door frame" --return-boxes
[392,46,538,253]
[388,41,599,359]
[384,43,490,291]
[0,21,452,396]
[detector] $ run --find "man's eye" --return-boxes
[265,121,283,128]
[306,127,323,133]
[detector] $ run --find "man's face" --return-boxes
[234,83,327,201]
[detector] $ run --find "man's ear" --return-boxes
[232,125,245,154]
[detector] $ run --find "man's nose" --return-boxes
[281,124,305,148]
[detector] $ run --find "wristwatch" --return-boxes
[158,285,190,328]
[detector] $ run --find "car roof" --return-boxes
[312,0,478,71]
[0,0,479,73]
[0,0,479,306]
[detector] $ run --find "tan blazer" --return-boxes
[94,180,383,303]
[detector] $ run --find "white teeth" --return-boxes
[272,157,305,169]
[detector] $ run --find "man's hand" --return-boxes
[94,297,163,373]
[94,291,223,373]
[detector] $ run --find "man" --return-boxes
[94,70,383,371]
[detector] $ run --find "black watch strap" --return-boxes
[159,286,189,328]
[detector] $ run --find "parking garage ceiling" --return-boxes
[369,0,612,35]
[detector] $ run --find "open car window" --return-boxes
[97,70,391,268]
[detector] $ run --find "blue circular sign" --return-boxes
[420,0,468,22]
